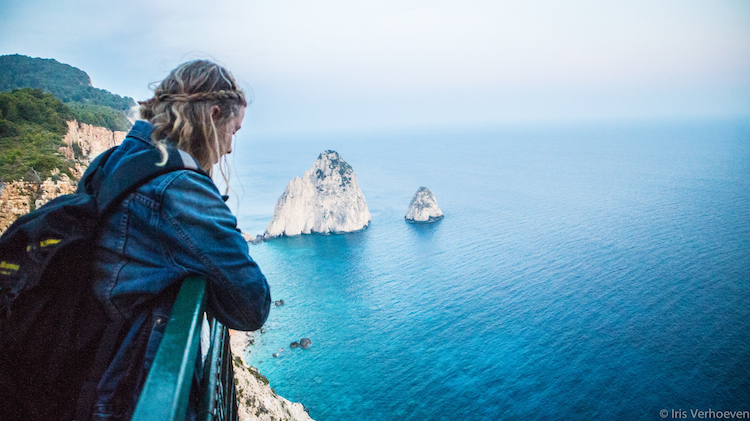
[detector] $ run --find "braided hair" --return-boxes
[139,60,248,176]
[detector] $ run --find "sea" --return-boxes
[227,118,750,421]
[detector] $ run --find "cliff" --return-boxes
[60,120,127,164]
[230,331,314,421]
[0,121,126,233]
[264,150,370,238]
[0,173,80,232]
[405,187,444,223]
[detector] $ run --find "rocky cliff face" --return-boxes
[405,187,444,223]
[264,150,370,238]
[0,173,82,232]
[0,120,126,233]
[230,331,314,421]
[60,120,127,163]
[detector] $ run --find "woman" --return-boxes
[90,60,271,419]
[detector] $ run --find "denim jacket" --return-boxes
[89,121,271,419]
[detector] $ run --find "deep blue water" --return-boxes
[230,119,750,420]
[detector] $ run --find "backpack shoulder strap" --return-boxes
[75,319,124,420]
[93,147,208,217]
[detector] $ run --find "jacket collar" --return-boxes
[128,120,155,146]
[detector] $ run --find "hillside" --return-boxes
[0,88,77,182]
[0,54,135,131]
[0,55,137,231]
[0,86,130,230]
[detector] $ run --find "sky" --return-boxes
[1,0,749,134]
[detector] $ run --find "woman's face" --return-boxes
[219,106,245,156]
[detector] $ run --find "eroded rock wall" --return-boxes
[0,172,78,232]
[60,120,127,162]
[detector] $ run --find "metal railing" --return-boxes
[132,276,238,421]
[198,318,239,420]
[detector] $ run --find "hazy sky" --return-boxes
[1,0,749,133]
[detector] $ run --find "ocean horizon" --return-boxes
[230,118,750,420]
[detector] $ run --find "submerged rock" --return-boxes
[300,338,312,349]
[405,187,444,223]
[265,150,371,238]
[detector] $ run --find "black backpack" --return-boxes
[0,145,206,421]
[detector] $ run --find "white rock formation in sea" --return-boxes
[405,187,444,223]
[264,150,370,238]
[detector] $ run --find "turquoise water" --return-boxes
[231,119,750,420]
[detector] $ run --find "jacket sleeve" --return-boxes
[159,170,271,331]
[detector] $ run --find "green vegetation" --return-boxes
[0,88,76,182]
[67,102,132,132]
[0,54,90,96]
[249,366,270,385]
[0,55,140,183]
[0,54,135,131]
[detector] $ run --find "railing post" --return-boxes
[132,276,207,421]
[198,319,239,421]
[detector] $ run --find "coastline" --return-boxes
[229,330,314,421]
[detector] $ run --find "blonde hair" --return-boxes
[138,60,248,178]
